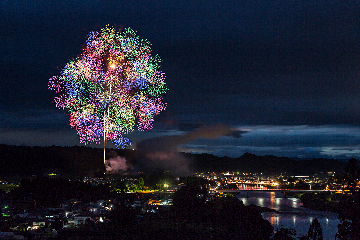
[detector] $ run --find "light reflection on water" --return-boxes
[237,191,340,239]
[239,195,302,212]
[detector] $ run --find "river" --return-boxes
[237,191,340,239]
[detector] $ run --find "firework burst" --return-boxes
[49,26,167,149]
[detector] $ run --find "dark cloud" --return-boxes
[180,125,360,159]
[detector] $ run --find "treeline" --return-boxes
[0,145,348,177]
[9,177,112,208]
[0,145,137,177]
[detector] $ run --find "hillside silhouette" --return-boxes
[0,145,347,177]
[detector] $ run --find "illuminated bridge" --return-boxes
[215,188,337,193]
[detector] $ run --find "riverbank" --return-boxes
[299,192,357,213]
[246,204,278,213]
[237,191,341,239]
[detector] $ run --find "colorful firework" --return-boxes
[49,26,167,148]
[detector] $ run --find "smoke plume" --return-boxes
[105,155,130,173]
[136,123,236,173]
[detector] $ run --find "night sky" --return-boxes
[2,0,360,159]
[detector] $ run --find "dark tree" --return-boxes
[171,184,273,239]
[172,184,206,214]
[336,208,360,240]
[344,158,359,193]
[144,171,174,190]
[335,158,360,240]
[172,176,208,213]
[272,228,296,240]
[305,218,323,240]
[111,178,129,193]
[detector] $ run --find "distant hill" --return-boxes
[188,152,347,175]
[0,145,348,177]
[0,145,137,177]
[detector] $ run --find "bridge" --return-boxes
[215,188,337,193]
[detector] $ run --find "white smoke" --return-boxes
[105,156,129,172]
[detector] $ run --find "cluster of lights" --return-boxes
[49,26,167,147]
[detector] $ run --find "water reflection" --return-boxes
[270,192,275,206]
[292,199,298,208]
[258,198,264,207]
[292,215,296,227]
[269,215,279,225]
[237,191,340,239]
